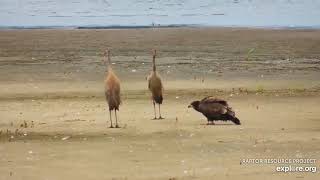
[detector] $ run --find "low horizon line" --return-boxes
[1,24,320,30]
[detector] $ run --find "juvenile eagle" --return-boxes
[188,96,241,125]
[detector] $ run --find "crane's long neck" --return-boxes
[152,55,156,72]
[107,52,111,66]
[105,52,112,71]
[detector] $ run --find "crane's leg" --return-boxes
[152,101,157,120]
[115,110,120,128]
[158,104,164,119]
[109,110,113,128]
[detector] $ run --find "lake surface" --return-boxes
[0,0,320,28]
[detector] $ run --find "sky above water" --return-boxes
[0,0,320,28]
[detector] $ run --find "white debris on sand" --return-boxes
[61,136,71,141]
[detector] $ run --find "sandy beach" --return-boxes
[0,28,320,179]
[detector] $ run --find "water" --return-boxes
[0,0,320,28]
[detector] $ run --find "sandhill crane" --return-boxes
[104,49,121,128]
[147,49,164,119]
[188,96,241,125]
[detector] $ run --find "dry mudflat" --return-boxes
[0,28,320,179]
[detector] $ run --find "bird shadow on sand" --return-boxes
[151,118,165,120]
[199,123,237,126]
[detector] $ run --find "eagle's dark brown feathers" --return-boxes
[200,96,229,106]
[189,96,240,125]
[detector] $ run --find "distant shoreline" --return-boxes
[1,24,320,30]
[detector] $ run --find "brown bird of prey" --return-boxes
[147,49,164,119]
[188,96,241,125]
[104,49,121,128]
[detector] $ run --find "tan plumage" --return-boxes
[147,49,164,119]
[104,49,121,128]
